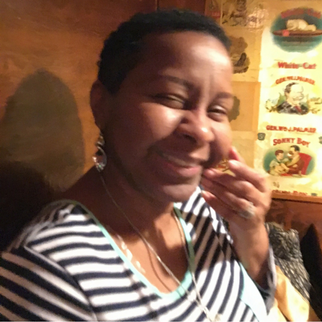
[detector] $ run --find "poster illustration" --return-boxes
[222,0,248,26]
[255,131,322,196]
[221,0,267,28]
[227,28,262,82]
[256,3,322,196]
[271,7,322,52]
[264,140,315,177]
[263,76,322,116]
[229,36,250,73]
[205,1,322,197]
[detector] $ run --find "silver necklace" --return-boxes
[98,173,216,322]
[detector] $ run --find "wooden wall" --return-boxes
[0,0,205,191]
[159,0,205,13]
[266,198,322,249]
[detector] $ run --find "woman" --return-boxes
[0,9,273,321]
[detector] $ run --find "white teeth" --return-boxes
[161,152,196,167]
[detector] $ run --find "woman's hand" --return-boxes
[201,147,271,231]
[201,147,272,285]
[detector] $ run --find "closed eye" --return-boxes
[208,105,229,120]
[153,94,186,109]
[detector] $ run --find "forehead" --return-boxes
[125,31,232,88]
[140,31,229,63]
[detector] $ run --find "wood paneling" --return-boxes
[272,192,322,204]
[267,198,322,250]
[158,0,205,13]
[0,0,156,36]
[0,0,156,191]
[0,0,206,191]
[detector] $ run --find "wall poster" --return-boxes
[206,1,322,198]
[255,2,322,197]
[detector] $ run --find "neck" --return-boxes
[97,163,174,233]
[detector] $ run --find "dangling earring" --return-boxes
[93,132,107,172]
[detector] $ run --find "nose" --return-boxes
[177,110,215,145]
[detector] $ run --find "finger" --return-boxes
[227,147,268,193]
[228,146,245,164]
[227,160,269,193]
[201,177,254,211]
[201,169,260,203]
[203,148,267,194]
[201,176,271,219]
[201,190,256,224]
[201,190,237,221]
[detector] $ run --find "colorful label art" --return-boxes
[255,4,322,196]
[263,76,322,117]
[271,7,322,52]
[255,130,322,196]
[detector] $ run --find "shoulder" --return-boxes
[6,200,94,251]
[0,205,97,320]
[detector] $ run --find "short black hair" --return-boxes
[275,149,284,156]
[290,145,300,151]
[98,9,230,94]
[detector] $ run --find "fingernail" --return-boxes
[203,168,218,177]
[228,160,240,168]
[202,169,212,176]
[201,190,211,199]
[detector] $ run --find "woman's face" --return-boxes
[100,31,233,203]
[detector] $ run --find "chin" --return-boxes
[156,183,199,203]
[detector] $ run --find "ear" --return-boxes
[90,80,111,130]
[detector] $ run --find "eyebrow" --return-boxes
[156,75,193,89]
[216,92,234,99]
[148,74,234,99]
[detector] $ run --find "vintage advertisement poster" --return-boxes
[205,0,267,82]
[205,1,322,196]
[227,29,262,82]
[256,2,322,196]
[255,130,322,196]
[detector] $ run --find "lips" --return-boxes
[158,150,201,168]
[158,150,205,168]
[151,149,206,179]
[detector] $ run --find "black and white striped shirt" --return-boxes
[0,188,269,321]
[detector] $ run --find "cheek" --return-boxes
[209,124,232,164]
[217,121,232,146]
[142,111,179,140]
[115,106,182,152]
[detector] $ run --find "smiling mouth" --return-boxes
[158,150,202,168]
